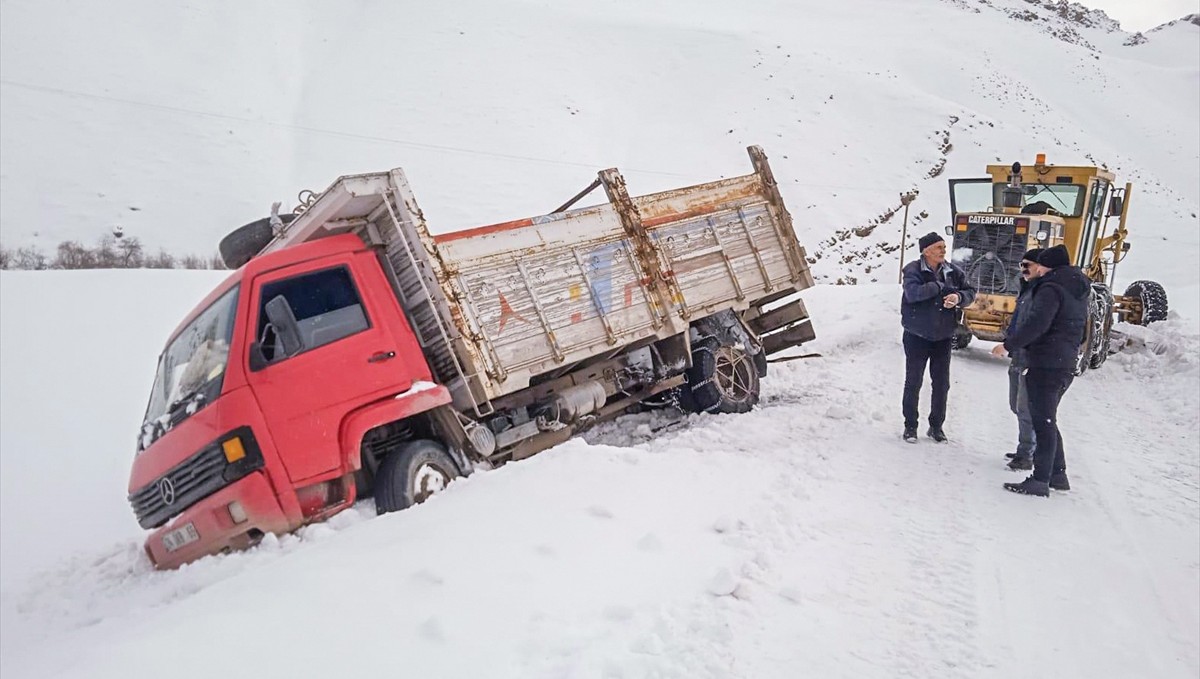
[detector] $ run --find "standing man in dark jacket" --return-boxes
[900,232,977,444]
[992,248,1044,470]
[994,245,1090,496]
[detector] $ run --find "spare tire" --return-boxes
[1124,280,1168,325]
[219,213,296,269]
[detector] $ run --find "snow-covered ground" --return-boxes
[1,0,1198,677]
[1,272,1197,678]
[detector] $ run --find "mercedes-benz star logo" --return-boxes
[158,477,176,506]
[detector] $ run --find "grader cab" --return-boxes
[946,154,1168,374]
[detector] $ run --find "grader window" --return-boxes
[994,183,1086,217]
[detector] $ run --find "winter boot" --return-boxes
[903,426,918,444]
[1049,471,1070,491]
[926,427,948,443]
[1003,476,1050,497]
[1007,456,1032,471]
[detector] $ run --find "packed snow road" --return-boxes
[1,273,1195,679]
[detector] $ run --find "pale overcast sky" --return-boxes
[1085,0,1198,31]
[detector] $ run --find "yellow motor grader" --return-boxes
[945,154,1167,374]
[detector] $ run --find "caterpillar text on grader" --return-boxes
[946,154,1168,374]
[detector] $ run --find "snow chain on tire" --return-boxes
[1124,280,1168,325]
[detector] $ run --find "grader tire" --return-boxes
[950,326,973,351]
[1088,288,1114,370]
[1124,280,1168,325]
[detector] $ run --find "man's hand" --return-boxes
[991,344,1009,358]
[943,292,960,308]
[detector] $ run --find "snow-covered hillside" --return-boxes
[1,0,1197,296]
[1,0,1198,677]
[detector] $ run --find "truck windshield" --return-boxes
[993,183,1086,217]
[140,285,240,448]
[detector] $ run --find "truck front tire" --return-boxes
[374,439,459,515]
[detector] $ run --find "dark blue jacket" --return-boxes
[1006,278,1035,368]
[1003,266,1091,370]
[901,258,977,341]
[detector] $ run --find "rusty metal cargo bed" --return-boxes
[260,146,815,414]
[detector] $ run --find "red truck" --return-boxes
[129,146,817,568]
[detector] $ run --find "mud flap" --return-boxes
[749,298,816,355]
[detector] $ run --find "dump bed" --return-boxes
[261,146,813,414]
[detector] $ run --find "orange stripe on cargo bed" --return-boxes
[642,206,724,228]
[433,218,535,243]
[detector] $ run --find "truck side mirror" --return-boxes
[1108,195,1124,217]
[944,225,954,236]
[265,295,303,358]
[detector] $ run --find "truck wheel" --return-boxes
[681,340,760,415]
[1124,280,1168,325]
[374,440,459,515]
[218,213,295,269]
[1088,288,1114,370]
[950,326,973,351]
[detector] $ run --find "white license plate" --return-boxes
[162,522,200,552]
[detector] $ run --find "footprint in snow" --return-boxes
[419,616,445,642]
[410,569,444,586]
[636,533,662,552]
[587,505,614,519]
[708,568,739,597]
[603,605,634,621]
[712,515,738,533]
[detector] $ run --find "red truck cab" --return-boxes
[129,233,451,568]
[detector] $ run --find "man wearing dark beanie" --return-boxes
[992,248,1046,469]
[900,231,977,443]
[993,244,1090,496]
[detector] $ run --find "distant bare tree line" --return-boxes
[0,234,226,271]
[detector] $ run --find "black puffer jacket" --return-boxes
[1003,265,1091,370]
[900,258,977,341]
[1005,278,1035,369]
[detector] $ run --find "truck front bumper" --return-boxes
[143,471,294,569]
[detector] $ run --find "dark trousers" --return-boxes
[902,331,951,430]
[1007,365,1036,457]
[1025,368,1074,482]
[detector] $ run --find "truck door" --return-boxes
[245,254,415,483]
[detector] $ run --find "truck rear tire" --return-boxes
[219,213,295,269]
[374,439,459,515]
[1124,280,1168,325]
[680,339,760,415]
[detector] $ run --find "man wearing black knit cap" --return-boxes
[900,232,976,444]
[993,244,1090,496]
[991,248,1045,469]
